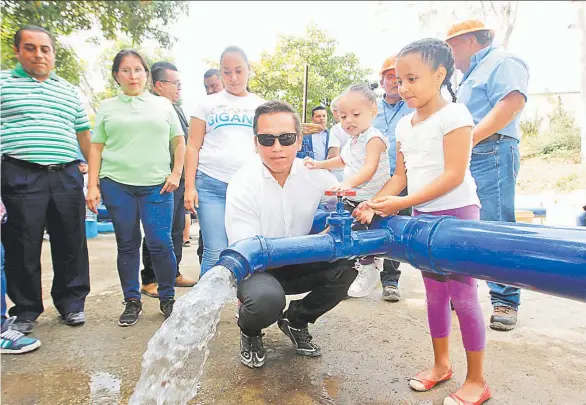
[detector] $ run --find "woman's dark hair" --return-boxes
[397,38,457,102]
[220,45,249,66]
[111,49,150,85]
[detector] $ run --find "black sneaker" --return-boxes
[118,299,142,327]
[62,311,86,326]
[160,299,175,319]
[277,318,321,357]
[240,331,265,369]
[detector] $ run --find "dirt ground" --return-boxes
[1,231,585,405]
[516,156,586,194]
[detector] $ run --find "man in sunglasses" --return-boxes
[225,100,357,369]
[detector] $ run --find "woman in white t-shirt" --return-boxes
[354,39,490,405]
[184,46,265,276]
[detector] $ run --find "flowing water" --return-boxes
[129,265,237,405]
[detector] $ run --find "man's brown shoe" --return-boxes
[489,306,518,331]
[175,275,196,287]
[140,283,159,298]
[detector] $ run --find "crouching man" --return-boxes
[225,100,357,369]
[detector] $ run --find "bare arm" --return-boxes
[326,146,340,159]
[403,126,472,208]
[185,118,205,188]
[473,91,526,145]
[342,137,386,189]
[160,136,186,194]
[87,143,104,188]
[86,143,104,214]
[372,143,408,199]
[184,117,206,212]
[76,130,91,161]
[307,156,345,170]
[170,136,185,176]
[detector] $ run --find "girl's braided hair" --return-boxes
[397,38,457,102]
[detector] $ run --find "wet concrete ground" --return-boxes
[2,232,586,405]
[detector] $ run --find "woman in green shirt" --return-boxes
[86,49,185,327]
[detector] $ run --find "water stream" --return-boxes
[129,265,237,405]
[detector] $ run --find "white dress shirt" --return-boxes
[225,158,339,245]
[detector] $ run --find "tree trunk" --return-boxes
[499,1,519,50]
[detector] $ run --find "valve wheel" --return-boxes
[324,190,357,197]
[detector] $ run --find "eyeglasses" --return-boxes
[160,79,181,87]
[119,68,146,76]
[256,133,298,147]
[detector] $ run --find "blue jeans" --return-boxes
[577,211,586,227]
[141,179,185,284]
[100,178,176,301]
[1,244,6,323]
[196,171,229,277]
[470,137,521,310]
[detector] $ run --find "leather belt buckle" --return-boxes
[47,164,62,172]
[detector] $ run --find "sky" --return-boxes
[68,1,584,114]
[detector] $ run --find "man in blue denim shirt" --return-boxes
[370,56,414,302]
[447,20,529,331]
[297,106,340,161]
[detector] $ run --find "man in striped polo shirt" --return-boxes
[0,25,91,334]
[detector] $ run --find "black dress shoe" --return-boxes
[62,312,86,326]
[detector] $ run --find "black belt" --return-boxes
[478,134,513,145]
[1,155,77,172]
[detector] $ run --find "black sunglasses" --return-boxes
[256,133,298,147]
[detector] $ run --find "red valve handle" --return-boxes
[324,189,357,197]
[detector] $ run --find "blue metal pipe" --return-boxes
[217,230,393,284]
[377,215,586,302]
[218,211,586,302]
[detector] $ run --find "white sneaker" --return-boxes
[347,260,381,298]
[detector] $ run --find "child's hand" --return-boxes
[303,157,320,170]
[366,196,407,217]
[78,162,88,174]
[352,202,375,224]
[330,181,353,192]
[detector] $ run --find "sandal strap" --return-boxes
[448,393,466,405]
[448,383,491,405]
[410,367,453,390]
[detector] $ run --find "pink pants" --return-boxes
[414,205,486,352]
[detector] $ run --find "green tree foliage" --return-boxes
[248,24,371,123]
[522,97,581,160]
[0,0,188,84]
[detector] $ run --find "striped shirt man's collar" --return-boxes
[11,63,58,81]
